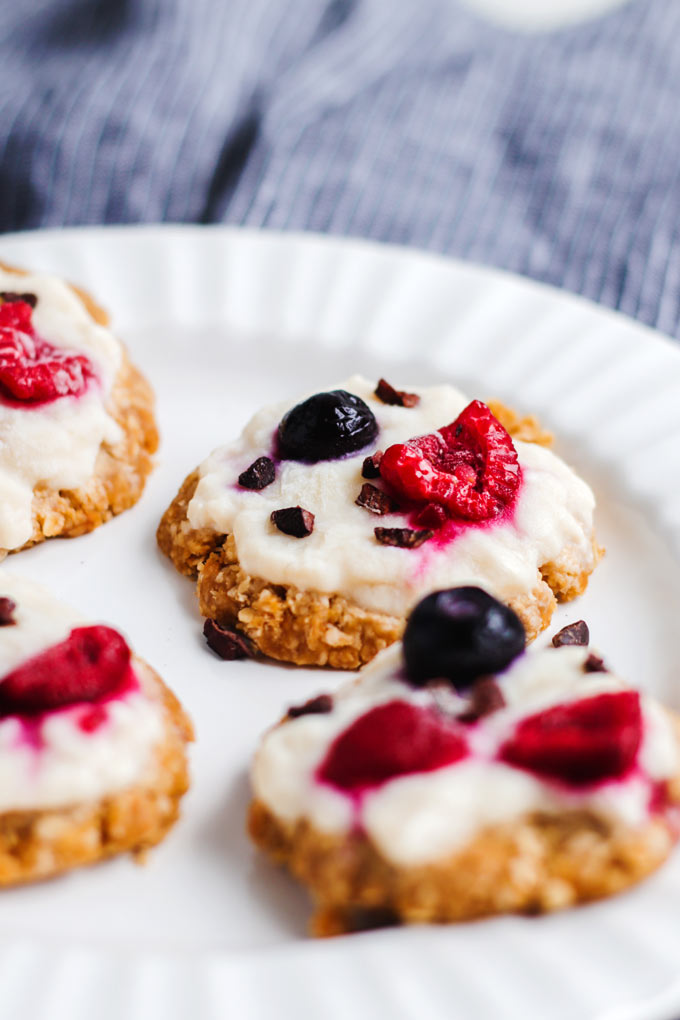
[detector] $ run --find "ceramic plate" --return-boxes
[1,225,680,1020]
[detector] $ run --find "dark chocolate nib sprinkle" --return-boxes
[458,678,506,723]
[552,620,590,648]
[361,451,383,478]
[355,483,398,516]
[0,291,37,307]
[0,597,16,626]
[375,378,420,408]
[271,506,315,538]
[238,456,275,490]
[203,618,254,660]
[286,694,333,719]
[374,526,433,548]
[584,653,607,673]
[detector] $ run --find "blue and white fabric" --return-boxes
[1,0,680,336]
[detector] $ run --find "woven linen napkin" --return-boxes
[1,0,679,336]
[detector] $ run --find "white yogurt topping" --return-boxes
[252,644,680,867]
[188,376,596,617]
[0,271,122,550]
[0,573,165,812]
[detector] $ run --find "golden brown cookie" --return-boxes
[158,378,600,667]
[249,599,679,933]
[0,665,192,886]
[0,262,158,557]
[0,573,192,885]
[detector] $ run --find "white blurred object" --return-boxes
[460,0,631,30]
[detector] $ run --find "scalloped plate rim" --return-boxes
[0,225,679,1020]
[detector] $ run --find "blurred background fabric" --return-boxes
[2,0,680,336]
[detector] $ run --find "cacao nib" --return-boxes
[375,378,420,408]
[271,506,315,537]
[238,456,275,490]
[584,653,607,673]
[458,678,505,723]
[286,694,333,719]
[361,451,383,478]
[552,620,589,648]
[203,618,254,660]
[355,483,399,516]
[374,526,433,548]
[0,291,37,308]
[0,597,16,626]
[346,907,400,932]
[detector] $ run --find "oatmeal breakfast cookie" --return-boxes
[0,574,192,885]
[0,262,158,557]
[158,376,601,668]
[249,591,680,934]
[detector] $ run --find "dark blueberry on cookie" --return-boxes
[277,390,378,463]
[403,587,525,690]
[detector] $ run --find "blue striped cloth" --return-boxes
[2,0,680,337]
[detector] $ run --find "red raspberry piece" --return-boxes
[499,691,642,787]
[0,300,33,332]
[380,400,521,521]
[0,299,95,405]
[317,700,468,793]
[412,501,449,529]
[0,626,131,715]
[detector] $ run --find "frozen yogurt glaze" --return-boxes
[0,573,164,812]
[188,376,597,617]
[252,643,680,867]
[0,269,122,550]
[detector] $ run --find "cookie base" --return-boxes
[0,666,192,886]
[248,796,676,936]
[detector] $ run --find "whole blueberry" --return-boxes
[403,587,525,690]
[278,390,378,463]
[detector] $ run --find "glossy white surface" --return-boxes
[0,225,678,1019]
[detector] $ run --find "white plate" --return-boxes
[0,225,679,1020]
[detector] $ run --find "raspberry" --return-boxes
[380,400,521,521]
[0,299,95,405]
[0,626,131,715]
[317,700,468,793]
[499,691,642,787]
[649,780,670,816]
[412,502,449,529]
